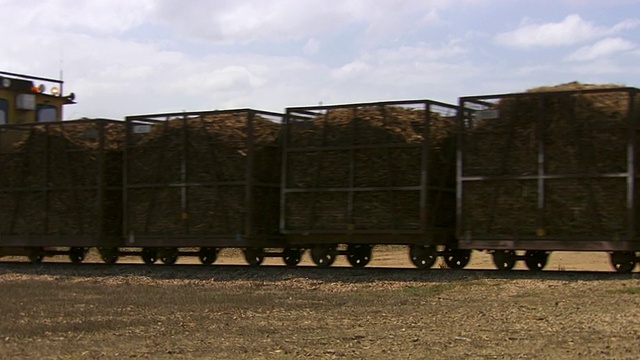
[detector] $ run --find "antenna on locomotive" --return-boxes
[59,43,64,96]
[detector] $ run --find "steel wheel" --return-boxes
[243,248,264,266]
[198,247,218,265]
[524,250,549,272]
[310,245,337,268]
[347,244,372,268]
[444,247,471,269]
[610,252,636,273]
[283,248,303,267]
[99,247,118,264]
[141,248,158,265]
[492,250,517,271]
[69,247,86,264]
[160,248,178,265]
[409,245,437,269]
[27,247,44,264]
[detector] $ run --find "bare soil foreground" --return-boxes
[1,249,640,359]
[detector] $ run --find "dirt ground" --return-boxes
[1,247,639,359]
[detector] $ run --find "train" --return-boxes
[1,71,639,272]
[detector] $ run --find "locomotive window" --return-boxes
[0,98,7,124]
[36,104,57,122]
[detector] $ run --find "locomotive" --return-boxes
[1,71,638,272]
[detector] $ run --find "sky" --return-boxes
[1,0,639,120]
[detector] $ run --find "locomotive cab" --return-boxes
[0,71,75,125]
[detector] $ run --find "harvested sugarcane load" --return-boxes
[0,119,124,239]
[124,110,282,241]
[459,83,640,238]
[283,100,458,235]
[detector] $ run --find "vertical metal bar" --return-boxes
[571,94,602,235]
[536,96,546,235]
[279,111,290,233]
[9,125,28,234]
[181,115,188,235]
[245,111,255,238]
[96,121,105,243]
[43,123,50,235]
[123,117,131,243]
[456,102,465,241]
[486,96,516,233]
[143,120,169,234]
[347,107,357,230]
[199,115,225,234]
[435,104,459,243]
[627,89,637,239]
[380,104,399,233]
[308,109,329,229]
[383,106,396,230]
[60,122,84,236]
[419,102,430,234]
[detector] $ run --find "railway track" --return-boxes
[0,260,636,281]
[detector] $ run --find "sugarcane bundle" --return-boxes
[126,112,281,236]
[462,82,638,237]
[285,105,456,231]
[0,120,124,236]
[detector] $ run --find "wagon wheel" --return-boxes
[99,247,119,264]
[141,248,158,265]
[27,247,44,264]
[347,244,372,268]
[409,245,437,269]
[198,247,218,265]
[282,248,303,267]
[160,248,179,265]
[310,245,337,268]
[492,250,517,271]
[243,248,264,266]
[443,247,471,269]
[610,251,637,273]
[69,247,86,264]
[524,250,549,272]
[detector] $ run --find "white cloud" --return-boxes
[167,65,267,97]
[512,65,554,76]
[565,58,628,75]
[151,0,449,44]
[495,14,639,48]
[566,37,636,61]
[0,0,638,121]
[0,0,154,35]
[331,60,372,80]
[328,42,476,103]
[420,9,442,25]
[369,42,466,63]
[152,0,352,43]
[611,18,640,32]
[303,38,321,55]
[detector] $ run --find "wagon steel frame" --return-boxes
[457,86,640,252]
[0,119,123,251]
[281,99,459,246]
[123,109,285,249]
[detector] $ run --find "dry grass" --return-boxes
[0,264,639,359]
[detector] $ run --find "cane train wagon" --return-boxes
[1,70,640,272]
[281,100,464,268]
[0,72,108,262]
[122,109,289,266]
[458,84,640,272]
[0,119,124,262]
